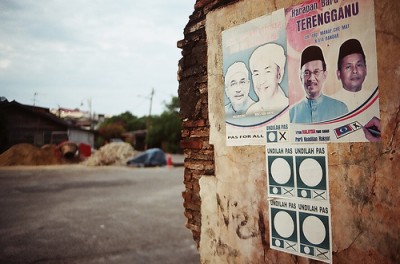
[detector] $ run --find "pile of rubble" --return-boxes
[0,142,136,167]
[81,142,136,166]
[0,143,62,166]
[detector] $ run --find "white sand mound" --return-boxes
[82,142,135,166]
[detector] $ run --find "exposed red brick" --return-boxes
[190,128,210,137]
[184,201,201,211]
[194,0,214,9]
[181,129,190,137]
[184,210,194,219]
[192,182,201,193]
[186,162,205,171]
[182,119,207,128]
[191,193,201,203]
[186,222,201,233]
[192,213,201,223]
[184,173,192,182]
[184,182,193,190]
[180,139,203,150]
[182,191,192,201]
[178,0,239,250]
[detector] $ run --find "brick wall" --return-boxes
[178,0,400,262]
[177,0,240,246]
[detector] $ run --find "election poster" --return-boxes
[269,198,332,263]
[266,144,329,201]
[286,0,380,143]
[222,9,290,146]
[267,143,332,262]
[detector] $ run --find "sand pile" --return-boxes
[0,143,61,166]
[82,142,135,166]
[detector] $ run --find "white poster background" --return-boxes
[222,9,290,146]
[286,0,380,143]
[266,143,329,201]
[267,143,331,262]
[269,198,332,263]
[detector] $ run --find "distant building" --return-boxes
[0,100,95,153]
[51,107,87,119]
[122,129,147,151]
[51,107,106,130]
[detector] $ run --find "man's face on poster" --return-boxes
[337,53,367,92]
[250,57,281,102]
[300,60,326,99]
[225,71,250,108]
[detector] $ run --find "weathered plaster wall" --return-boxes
[178,0,400,263]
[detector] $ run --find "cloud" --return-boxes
[0,0,193,116]
[0,59,11,69]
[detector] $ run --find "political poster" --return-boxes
[269,198,332,263]
[286,0,380,143]
[222,9,290,146]
[266,144,329,201]
[267,143,332,262]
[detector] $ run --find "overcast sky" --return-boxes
[0,0,194,117]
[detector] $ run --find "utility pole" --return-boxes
[81,98,93,130]
[88,98,93,130]
[33,92,38,106]
[148,87,154,117]
[146,88,155,150]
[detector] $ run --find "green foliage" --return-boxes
[146,96,181,153]
[98,123,126,139]
[164,96,180,113]
[97,97,181,153]
[146,110,181,153]
[101,111,146,131]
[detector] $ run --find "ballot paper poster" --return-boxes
[222,9,290,146]
[266,144,328,201]
[269,198,332,263]
[286,0,380,143]
[266,143,332,263]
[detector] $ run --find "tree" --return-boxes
[146,96,181,153]
[102,111,146,131]
[96,97,182,153]
[96,123,126,147]
[164,96,180,113]
[96,111,138,147]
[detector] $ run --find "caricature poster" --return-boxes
[286,0,380,143]
[222,9,290,146]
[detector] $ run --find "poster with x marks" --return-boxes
[266,143,329,200]
[269,198,332,263]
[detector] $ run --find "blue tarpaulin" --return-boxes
[127,148,167,167]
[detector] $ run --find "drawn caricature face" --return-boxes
[337,53,367,92]
[300,60,327,99]
[225,70,251,111]
[250,57,281,102]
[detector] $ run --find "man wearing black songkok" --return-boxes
[290,45,348,123]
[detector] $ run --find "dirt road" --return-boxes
[0,165,199,264]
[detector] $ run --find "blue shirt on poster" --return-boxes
[290,94,348,123]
